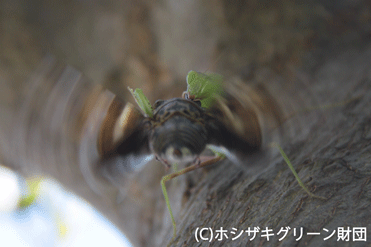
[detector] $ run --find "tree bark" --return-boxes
[1,1,371,247]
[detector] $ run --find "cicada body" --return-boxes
[149,98,208,167]
[99,70,284,177]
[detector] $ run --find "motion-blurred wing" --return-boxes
[205,78,284,166]
[0,55,152,195]
[98,97,153,183]
[98,97,149,158]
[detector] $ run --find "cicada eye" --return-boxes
[193,99,201,107]
[153,99,165,109]
[183,91,197,101]
[182,91,189,99]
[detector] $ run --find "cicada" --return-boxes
[98,71,284,174]
[98,70,285,238]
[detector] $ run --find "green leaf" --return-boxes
[186,71,224,108]
[128,87,153,117]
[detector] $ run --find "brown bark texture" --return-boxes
[0,0,371,246]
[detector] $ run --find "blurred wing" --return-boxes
[0,55,152,195]
[98,97,149,158]
[205,78,284,167]
[96,91,153,189]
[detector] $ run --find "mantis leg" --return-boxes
[271,142,327,200]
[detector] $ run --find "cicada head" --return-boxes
[149,98,208,167]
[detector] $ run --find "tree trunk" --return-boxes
[1,1,370,246]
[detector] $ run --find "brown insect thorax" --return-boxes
[148,98,208,167]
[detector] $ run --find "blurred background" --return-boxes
[0,0,370,246]
[0,166,133,247]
